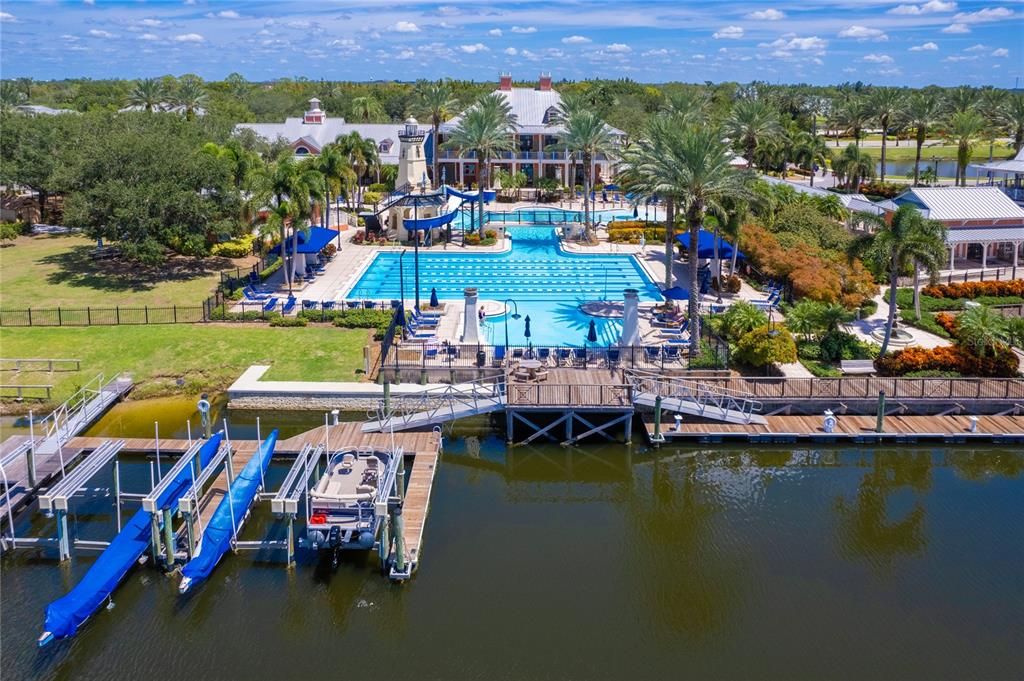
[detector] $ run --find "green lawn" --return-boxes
[0,234,248,309]
[0,324,372,407]
[826,141,1012,163]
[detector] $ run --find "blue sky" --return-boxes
[1,1,1021,86]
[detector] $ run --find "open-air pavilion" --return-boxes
[970,146,1024,202]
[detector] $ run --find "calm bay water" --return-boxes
[1,401,1022,680]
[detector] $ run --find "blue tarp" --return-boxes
[42,433,225,643]
[179,430,278,592]
[272,227,339,255]
[675,230,743,260]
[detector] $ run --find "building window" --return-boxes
[295,146,310,155]
[543,106,558,124]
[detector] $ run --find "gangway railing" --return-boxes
[366,374,506,432]
[32,374,131,455]
[626,369,764,423]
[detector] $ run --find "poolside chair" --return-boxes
[282,296,297,315]
[606,348,621,368]
[424,346,439,361]
[643,346,660,363]
[411,309,440,325]
[558,348,573,366]
[346,300,362,309]
[492,345,506,367]
[416,307,443,318]
[664,345,682,363]
[263,297,279,312]
[511,347,524,360]
[243,286,270,301]
[322,300,336,310]
[537,348,552,365]
[390,300,402,309]
[572,348,588,368]
[302,300,318,310]
[363,300,377,309]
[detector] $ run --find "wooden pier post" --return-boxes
[378,515,391,571]
[876,391,886,433]
[506,409,513,444]
[624,413,633,444]
[391,507,406,575]
[162,509,175,568]
[56,510,70,561]
[286,517,295,566]
[149,512,162,563]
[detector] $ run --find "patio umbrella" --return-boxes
[661,286,690,301]
[587,319,598,343]
[633,206,639,218]
[524,315,532,352]
[430,287,439,308]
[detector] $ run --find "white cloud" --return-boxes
[210,10,241,19]
[488,28,502,37]
[642,48,670,57]
[138,33,160,41]
[174,33,205,42]
[459,43,488,53]
[941,23,970,33]
[839,25,889,41]
[992,48,1009,57]
[503,47,517,55]
[746,8,785,20]
[510,26,537,33]
[952,7,1012,23]
[762,35,828,52]
[863,53,894,63]
[606,43,632,53]
[964,43,987,52]
[909,41,939,51]
[392,21,420,33]
[83,0,95,4]
[397,49,415,59]
[61,34,78,41]
[137,18,163,27]
[88,29,117,39]
[713,25,744,39]
[943,54,977,62]
[888,1,957,14]
[562,35,591,44]
[0,11,17,22]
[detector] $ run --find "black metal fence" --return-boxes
[0,305,208,327]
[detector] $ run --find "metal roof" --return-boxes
[235,119,427,164]
[895,186,1024,221]
[946,226,1024,243]
[442,87,625,136]
[759,176,886,215]
[970,147,1024,174]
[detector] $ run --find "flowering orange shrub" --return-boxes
[922,280,1024,299]
[934,312,960,336]
[875,344,1019,377]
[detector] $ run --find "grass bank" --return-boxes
[0,324,371,411]
[0,233,248,309]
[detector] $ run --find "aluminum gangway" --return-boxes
[33,374,133,456]
[626,369,767,425]
[361,377,506,433]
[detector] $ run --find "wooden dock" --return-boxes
[401,441,439,568]
[644,413,1024,443]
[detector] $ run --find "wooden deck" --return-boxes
[645,413,1024,442]
[400,440,440,568]
[506,369,632,409]
[0,436,94,524]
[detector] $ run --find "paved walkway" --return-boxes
[842,294,951,350]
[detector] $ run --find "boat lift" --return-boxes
[141,439,207,567]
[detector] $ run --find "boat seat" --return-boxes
[356,484,376,495]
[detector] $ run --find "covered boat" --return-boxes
[178,430,278,594]
[40,433,225,646]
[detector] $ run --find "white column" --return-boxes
[618,289,640,347]
[949,245,955,271]
[981,243,988,269]
[1014,242,1020,268]
[461,287,481,345]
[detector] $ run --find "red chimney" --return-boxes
[538,72,552,91]
[499,72,512,91]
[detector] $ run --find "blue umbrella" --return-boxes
[524,315,532,352]
[430,287,439,308]
[633,206,639,218]
[661,286,690,301]
[587,319,598,343]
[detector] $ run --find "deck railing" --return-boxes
[692,376,1024,402]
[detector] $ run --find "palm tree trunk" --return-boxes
[687,210,702,359]
[477,153,487,235]
[583,152,591,239]
[880,124,887,184]
[913,261,921,319]
[880,270,899,355]
[913,131,924,185]
[280,221,291,291]
[432,119,440,187]
[730,226,741,277]
[291,226,301,282]
[664,198,675,289]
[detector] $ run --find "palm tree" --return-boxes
[313,144,347,231]
[836,95,870,147]
[724,99,782,169]
[1002,94,1024,153]
[128,78,165,112]
[979,88,1008,162]
[957,305,1007,358]
[0,81,27,112]
[870,88,906,184]
[853,205,948,354]
[786,300,825,341]
[945,86,979,116]
[349,96,385,123]
[443,93,516,233]
[791,131,830,187]
[943,111,987,186]
[553,110,617,238]
[416,80,458,187]
[908,215,947,320]
[174,76,207,120]
[250,155,323,290]
[903,91,944,186]
[334,131,379,208]
[833,144,875,192]
[661,90,709,126]
[620,123,757,356]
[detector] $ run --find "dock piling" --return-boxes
[876,391,886,433]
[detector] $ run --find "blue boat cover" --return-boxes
[43,433,225,640]
[180,430,278,590]
[675,230,743,260]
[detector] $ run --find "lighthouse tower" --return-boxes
[397,117,429,191]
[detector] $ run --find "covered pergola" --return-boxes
[970,147,1024,202]
[946,226,1024,274]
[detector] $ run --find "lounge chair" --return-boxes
[363,300,377,309]
[419,307,443,318]
[424,346,439,361]
[492,345,506,367]
[643,346,660,363]
[558,348,573,366]
[664,345,682,362]
[243,286,270,301]
[302,300,318,310]
[263,297,278,312]
[410,310,439,327]
[282,296,297,315]
[346,300,362,309]
[322,301,336,310]
[606,349,621,368]
[571,348,587,367]
[512,347,524,360]
[537,348,552,365]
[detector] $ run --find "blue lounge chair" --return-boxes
[346,300,362,309]
[302,300,317,310]
[282,296,296,315]
[244,286,270,301]
[537,348,551,365]
[664,345,682,362]
[424,346,439,360]
[263,297,278,312]
[643,346,660,362]
[492,345,506,367]
[558,348,572,366]
[607,349,621,367]
[512,347,524,360]
[415,308,443,319]
[363,300,377,309]
[322,300,336,310]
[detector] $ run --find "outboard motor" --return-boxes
[328,526,342,569]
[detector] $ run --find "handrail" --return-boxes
[371,374,506,430]
[624,370,763,421]
[0,358,81,372]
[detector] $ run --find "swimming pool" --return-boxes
[483,208,634,224]
[346,226,663,346]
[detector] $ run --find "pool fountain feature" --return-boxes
[870,321,915,346]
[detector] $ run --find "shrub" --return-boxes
[331,308,394,329]
[717,301,768,342]
[922,280,1024,300]
[210,234,256,258]
[875,344,1019,377]
[934,312,959,337]
[688,340,728,369]
[901,311,952,339]
[321,243,337,258]
[774,203,851,252]
[259,258,282,282]
[208,305,280,322]
[363,191,382,206]
[464,232,496,246]
[269,316,308,327]
[859,181,904,199]
[0,222,21,243]
[484,229,498,240]
[819,329,878,362]
[734,326,798,367]
[368,183,388,193]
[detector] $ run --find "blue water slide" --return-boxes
[444,185,496,203]
[178,430,278,594]
[39,433,225,646]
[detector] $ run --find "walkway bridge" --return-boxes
[625,369,766,426]
[362,375,506,433]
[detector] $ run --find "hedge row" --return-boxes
[875,344,1019,377]
[922,280,1024,300]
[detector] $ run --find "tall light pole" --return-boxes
[399,249,407,339]
[502,298,521,349]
